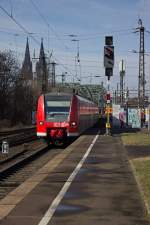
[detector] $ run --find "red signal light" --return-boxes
[106,93,110,100]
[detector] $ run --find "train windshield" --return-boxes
[45,95,71,122]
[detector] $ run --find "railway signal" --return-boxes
[104,47,114,67]
[104,36,114,80]
[105,107,112,114]
[106,93,111,103]
[104,36,114,135]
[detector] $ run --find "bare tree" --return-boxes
[0,50,36,127]
[0,50,20,122]
[13,79,33,125]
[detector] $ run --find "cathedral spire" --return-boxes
[21,37,33,80]
[36,38,48,93]
[25,37,30,62]
[39,38,45,62]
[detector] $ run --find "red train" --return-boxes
[36,92,99,145]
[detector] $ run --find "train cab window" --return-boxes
[45,95,71,122]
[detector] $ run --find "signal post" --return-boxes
[104,36,114,135]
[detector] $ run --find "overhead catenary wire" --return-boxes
[28,0,77,77]
[1,3,147,83]
[71,31,134,41]
[63,28,135,41]
[0,3,76,78]
[29,0,72,52]
[27,0,138,82]
[0,4,40,45]
[58,63,139,68]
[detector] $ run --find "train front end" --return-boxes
[36,93,73,146]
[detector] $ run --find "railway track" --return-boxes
[0,127,36,151]
[0,127,35,137]
[0,139,72,200]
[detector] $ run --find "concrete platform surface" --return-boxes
[0,129,149,225]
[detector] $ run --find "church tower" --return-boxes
[36,39,48,93]
[21,37,33,81]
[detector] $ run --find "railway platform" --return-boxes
[0,128,149,225]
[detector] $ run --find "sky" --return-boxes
[0,0,150,92]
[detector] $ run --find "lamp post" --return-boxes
[71,38,81,82]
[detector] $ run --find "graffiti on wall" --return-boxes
[128,108,141,128]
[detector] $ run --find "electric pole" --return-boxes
[50,61,56,88]
[135,19,145,114]
[116,83,119,104]
[119,60,125,106]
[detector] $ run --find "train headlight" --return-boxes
[71,121,77,127]
[39,121,44,126]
